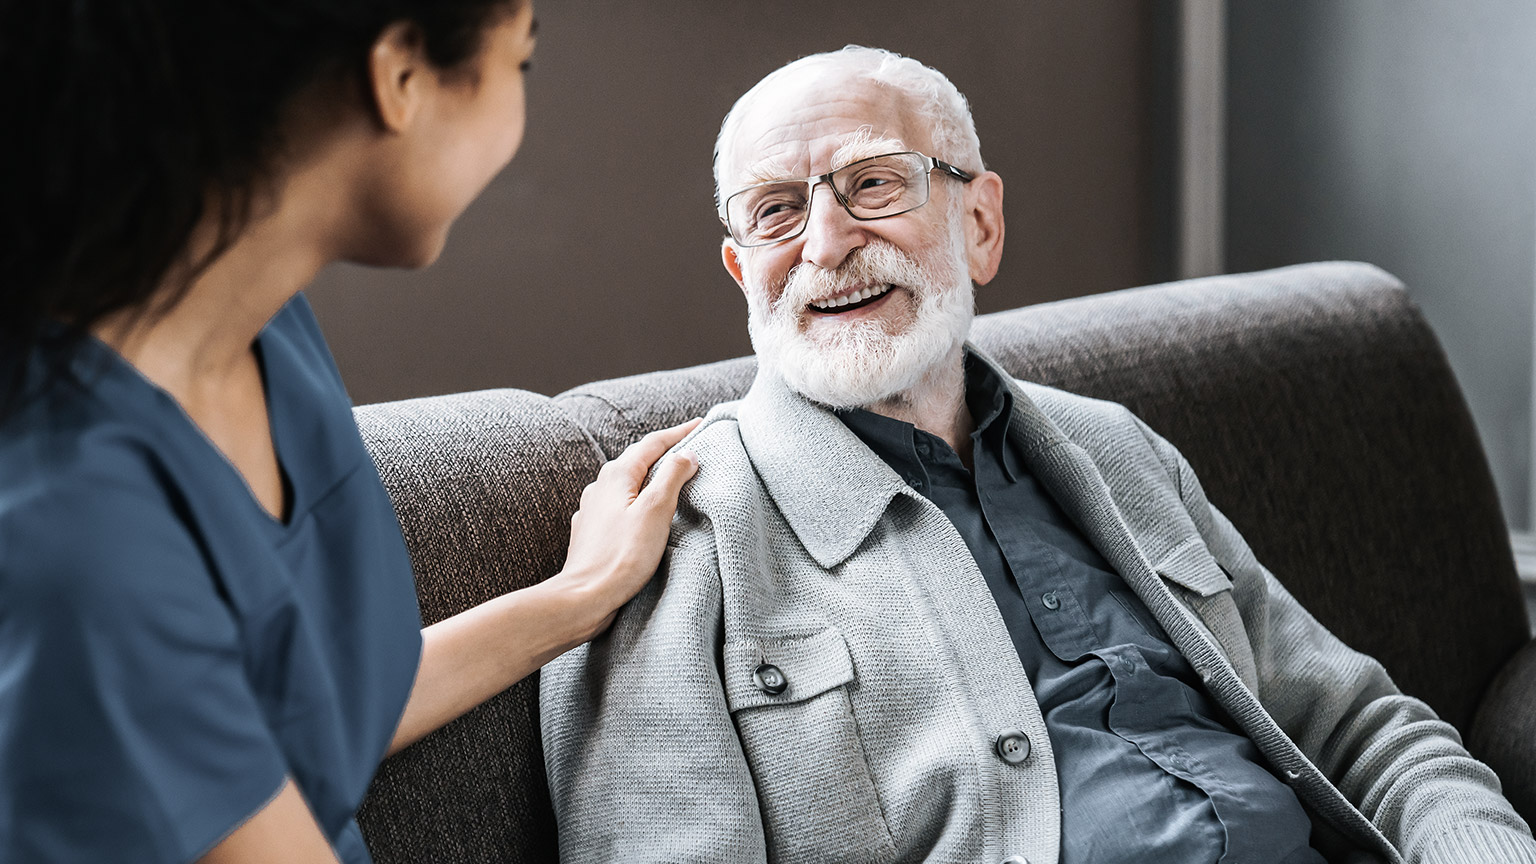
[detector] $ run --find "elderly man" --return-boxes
[540,47,1535,863]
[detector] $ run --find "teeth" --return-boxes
[811,283,891,311]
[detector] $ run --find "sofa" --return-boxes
[348,261,1536,862]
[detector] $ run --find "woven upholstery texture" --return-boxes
[1473,639,1536,821]
[352,388,603,864]
[558,355,757,459]
[554,261,1527,736]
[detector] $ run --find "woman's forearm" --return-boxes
[387,576,603,755]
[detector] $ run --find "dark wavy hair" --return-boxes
[0,0,524,417]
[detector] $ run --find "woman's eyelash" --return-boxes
[520,60,532,72]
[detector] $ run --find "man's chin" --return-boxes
[768,341,923,409]
[751,288,973,409]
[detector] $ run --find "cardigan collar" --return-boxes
[736,343,1089,569]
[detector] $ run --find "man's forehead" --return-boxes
[728,74,929,184]
[740,127,911,184]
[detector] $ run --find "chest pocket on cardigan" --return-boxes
[723,627,896,864]
[1154,537,1260,691]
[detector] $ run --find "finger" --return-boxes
[636,449,699,509]
[617,418,703,470]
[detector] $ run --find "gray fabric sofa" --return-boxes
[349,261,1536,863]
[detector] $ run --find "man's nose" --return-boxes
[798,182,865,270]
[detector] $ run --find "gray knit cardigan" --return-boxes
[540,347,1536,864]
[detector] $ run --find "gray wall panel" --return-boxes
[1227,0,1536,527]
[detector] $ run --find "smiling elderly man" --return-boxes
[539,47,1536,864]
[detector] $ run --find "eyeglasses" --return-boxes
[720,151,975,248]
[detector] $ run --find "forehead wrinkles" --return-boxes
[738,128,909,187]
[730,84,914,183]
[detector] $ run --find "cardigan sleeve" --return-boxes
[1137,417,1536,864]
[539,526,769,863]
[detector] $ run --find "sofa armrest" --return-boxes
[1471,637,1536,824]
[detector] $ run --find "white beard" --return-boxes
[744,225,974,410]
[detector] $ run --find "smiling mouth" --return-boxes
[807,283,895,315]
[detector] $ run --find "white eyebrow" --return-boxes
[739,154,798,187]
[830,129,908,172]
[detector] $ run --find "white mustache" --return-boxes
[770,241,927,314]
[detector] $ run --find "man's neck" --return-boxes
[862,346,976,469]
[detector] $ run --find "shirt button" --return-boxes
[753,663,787,695]
[1040,591,1061,610]
[994,729,1031,764]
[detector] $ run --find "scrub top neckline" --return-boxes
[73,313,300,534]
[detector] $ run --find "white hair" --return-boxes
[713,45,985,210]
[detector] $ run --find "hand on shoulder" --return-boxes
[549,418,703,645]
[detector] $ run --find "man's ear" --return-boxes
[963,171,1005,286]
[722,238,748,295]
[368,21,430,132]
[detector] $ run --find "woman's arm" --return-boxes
[387,419,701,754]
[197,780,339,864]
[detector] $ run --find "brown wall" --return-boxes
[307,1,1165,405]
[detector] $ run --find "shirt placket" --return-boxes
[976,441,1243,864]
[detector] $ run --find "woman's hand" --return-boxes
[388,417,702,754]
[554,418,702,642]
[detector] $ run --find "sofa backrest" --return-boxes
[354,260,1528,863]
[353,390,599,862]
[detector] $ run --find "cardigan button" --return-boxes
[995,729,1031,764]
[753,663,787,695]
[1002,856,1032,864]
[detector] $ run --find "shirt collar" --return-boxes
[837,348,1023,484]
[964,349,1024,482]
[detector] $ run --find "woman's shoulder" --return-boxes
[0,389,200,608]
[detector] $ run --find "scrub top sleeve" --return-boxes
[0,478,291,863]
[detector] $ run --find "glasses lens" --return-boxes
[727,182,809,246]
[833,153,928,218]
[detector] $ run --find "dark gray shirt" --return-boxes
[840,353,1325,864]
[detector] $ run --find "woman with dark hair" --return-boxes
[0,2,698,861]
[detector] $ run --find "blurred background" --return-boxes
[308,0,1536,550]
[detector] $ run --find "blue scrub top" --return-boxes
[0,296,423,863]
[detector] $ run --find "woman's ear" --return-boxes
[367,21,430,132]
